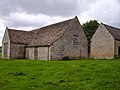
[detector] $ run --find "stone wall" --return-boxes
[90,24,115,59]
[10,44,25,59]
[2,30,11,59]
[50,18,88,60]
[2,43,9,59]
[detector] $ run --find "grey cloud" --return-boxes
[20,0,78,16]
[0,0,98,17]
[2,17,45,28]
[0,0,99,28]
[0,0,120,28]
[0,0,79,17]
[97,0,120,28]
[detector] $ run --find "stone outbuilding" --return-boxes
[2,16,88,60]
[90,23,120,59]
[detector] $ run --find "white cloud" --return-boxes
[0,21,6,46]
[1,12,68,28]
[79,0,120,27]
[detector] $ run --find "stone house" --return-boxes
[2,16,88,60]
[90,23,120,59]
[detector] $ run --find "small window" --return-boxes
[118,46,120,55]
[74,34,79,37]
[73,35,79,48]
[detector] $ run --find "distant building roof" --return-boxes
[7,17,77,46]
[102,23,120,40]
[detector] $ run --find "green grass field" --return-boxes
[0,59,120,90]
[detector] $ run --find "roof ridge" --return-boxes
[8,28,29,32]
[31,17,75,31]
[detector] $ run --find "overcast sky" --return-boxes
[0,0,120,46]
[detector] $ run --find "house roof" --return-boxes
[103,23,120,40]
[7,17,76,46]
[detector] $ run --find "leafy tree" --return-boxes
[82,20,99,55]
[82,20,99,41]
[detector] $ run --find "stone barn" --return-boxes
[2,16,88,60]
[90,23,120,59]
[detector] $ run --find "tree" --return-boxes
[82,20,99,55]
[82,20,99,41]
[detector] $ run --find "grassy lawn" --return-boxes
[0,59,120,90]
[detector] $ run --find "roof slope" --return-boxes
[7,17,76,46]
[103,23,120,40]
[28,18,74,46]
[7,28,37,45]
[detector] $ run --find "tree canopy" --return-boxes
[82,20,99,41]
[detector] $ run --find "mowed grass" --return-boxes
[0,59,120,90]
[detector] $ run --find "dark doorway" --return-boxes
[19,46,25,59]
[118,46,120,55]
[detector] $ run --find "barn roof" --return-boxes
[7,28,37,45]
[103,23,120,40]
[28,18,74,46]
[7,17,76,46]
